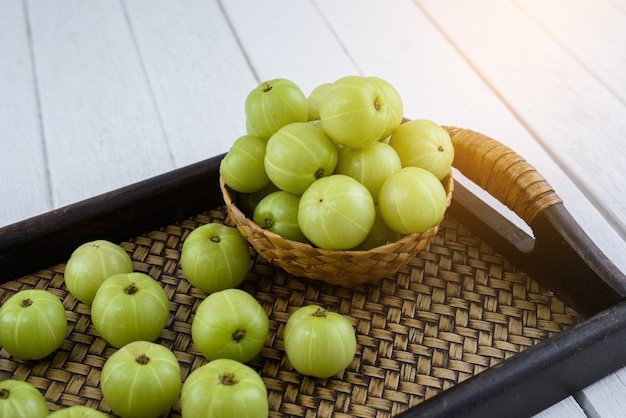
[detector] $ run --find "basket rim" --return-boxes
[219,166,454,255]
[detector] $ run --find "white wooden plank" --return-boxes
[532,396,587,418]
[26,0,174,210]
[219,0,359,96]
[576,369,626,417]
[515,0,626,104]
[415,0,626,274]
[0,0,50,227]
[607,0,626,14]
[312,0,531,133]
[121,0,258,166]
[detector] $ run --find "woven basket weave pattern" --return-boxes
[0,207,582,417]
[220,171,454,288]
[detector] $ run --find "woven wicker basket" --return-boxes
[220,169,453,288]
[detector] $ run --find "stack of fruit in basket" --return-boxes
[221,75,454,251]
[0,75,456,418]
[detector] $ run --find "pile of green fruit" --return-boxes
[222,75,454,251]
[0,75,453,418]
[1,222,357,417]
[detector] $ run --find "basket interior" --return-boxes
[0,205,583,417]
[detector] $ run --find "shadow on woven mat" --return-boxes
[0,206,583,417]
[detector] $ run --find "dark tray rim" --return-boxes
[2,154,626,418]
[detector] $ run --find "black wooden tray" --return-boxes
[2,132,626,417]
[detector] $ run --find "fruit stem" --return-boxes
[211,235,221,243]
[125,283,138,295]
[136,354,150,365]
[312,307,327,318]
[21,298,33,308]
[0,388,9,399]
[220,373,238,385]
[263,83,272,93]
[232,329,246,343]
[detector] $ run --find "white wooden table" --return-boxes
[2,0,625,416]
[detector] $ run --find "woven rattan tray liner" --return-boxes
[0,202,582,417]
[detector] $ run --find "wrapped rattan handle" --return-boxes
[443,126,562,225]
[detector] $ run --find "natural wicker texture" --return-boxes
[220,173,454,288]
[0,207,582,417]
[443,126,562,225]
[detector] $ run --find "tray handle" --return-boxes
[444,126,562,225]
[443,126,626,316]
